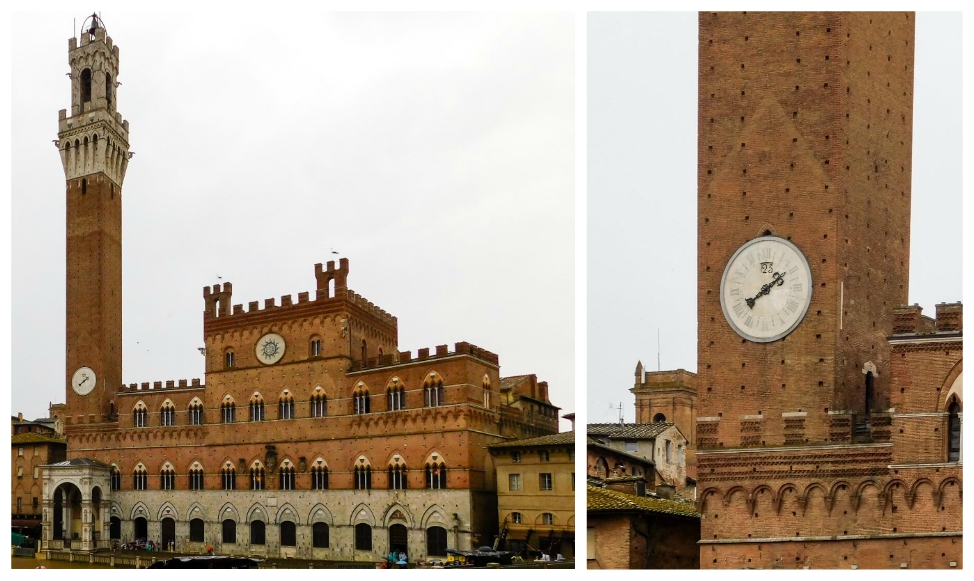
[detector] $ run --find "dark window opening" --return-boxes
[280,521,296,547]
[355,523,372,551]
[222,519,236,544]
[80,69,92,103]
[312,522,329,548]
[250,520,265,545]
[948,401,961,462]
[189,518,204,543]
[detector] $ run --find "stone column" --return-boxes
[81,499,94,551]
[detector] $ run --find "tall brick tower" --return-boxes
[59,14,130,429]
[692,13,952,569]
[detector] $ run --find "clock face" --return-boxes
[255,333,286,365]
[71,366,97,396]
[719,236,813,343]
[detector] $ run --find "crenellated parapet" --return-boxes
[202,260,397,334]
[348,341,499,372]
[117,378,204,395]
[314,258,348,299]
[202,282,233,319]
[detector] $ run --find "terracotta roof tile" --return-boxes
[488,431,574,448]
[588,422,674,439]
[587,484,699,518]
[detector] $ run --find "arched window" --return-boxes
[189,518,204,543]
[110,517,122,540]
[355,523,372,551]
[948,400,961,462]
[279,393,295,420]
[424,380,445,407]
[361,339,368,363]
[310,392,327,418]
[426,526,448,557]
[595,457,608,478]
[355,465,372,490]
[653,413,666,423]
[221,399,236,423]
[110,467,121,491]
[280,521,296,547]
[80,68,92,103]
[311,464,329,490]
[279,463,295,490]
[250,465,266,490]
[426,462,446,489]
[133,404,147,428]
[222,465,236,490]
[222,519,236,544]
[310,338,322,357]
[354,388,371,414]
[189,466,205,490]
[312,522,329,548]
[250,395,265,422]
[388,386,406,411]
[160,466,176,490]
[389,463,408,490]
[225,350,235,369]
[250,520,265,545]
[189,400,204,425]
[133,466,147,491]
[161,403,176,427]
[105,73,113,107]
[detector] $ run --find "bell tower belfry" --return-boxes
[59,13,130,430]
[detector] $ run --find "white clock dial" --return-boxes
[72,366,97,396]
[719,236,813,343]
[255,333,286,365]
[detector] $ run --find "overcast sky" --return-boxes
[10,11,575,428]
[587,12,963,423]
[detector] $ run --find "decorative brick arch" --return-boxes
[940,363,963,412]
[907,478,936,509]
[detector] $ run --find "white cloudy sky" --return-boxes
[9,11,575,427]
[587,12,963,423]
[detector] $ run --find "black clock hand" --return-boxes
[745,272,786,309]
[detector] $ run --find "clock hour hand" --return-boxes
[745,272,786,309]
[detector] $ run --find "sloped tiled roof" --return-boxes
[587,484,699,518]
[500,375,533,391]
[48,458,112,468]
[488,431,574,449]
[11,433,65,445]
[588,422,674,439]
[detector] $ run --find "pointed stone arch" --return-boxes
[246,503,269,523]
[275,503,300,525]
[420,505,449,529]
[130,501,150,521]
[382,503,414,528]
[157,501,179,521]
[110,503,124,519]
[218,502,240,522]
[186,502,207,522]
[349,503,376,526]
[307,504,334,526]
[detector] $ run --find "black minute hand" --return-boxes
[745,272,786,309]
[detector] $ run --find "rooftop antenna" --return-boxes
[609,402,624,426]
